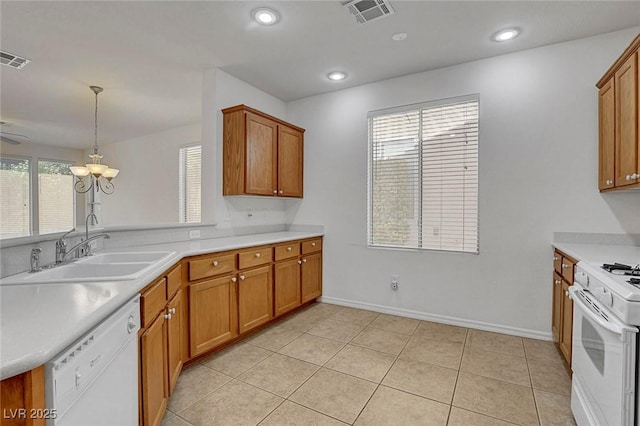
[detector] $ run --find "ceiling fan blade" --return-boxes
[1,136,21,145]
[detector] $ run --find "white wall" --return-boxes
[99,123,200,225]
[286,28,640,338]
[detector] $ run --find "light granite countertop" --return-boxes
[0,231,322,380]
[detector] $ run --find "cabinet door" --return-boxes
[166,289,183,396]
[599,79,616,190]
[238,265,273,334]
[559,281,573,366]
[615,52,638,187]
[189,276,238,357]
[551,273,563,344]
[245,112,278,195]
[140,313,167,426]
[301,252,322,304]
[278,125,303,198]
[274,259,301,317]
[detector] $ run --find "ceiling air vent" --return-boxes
[344,0,394,24]
[1,51,30,69]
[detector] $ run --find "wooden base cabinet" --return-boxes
[597,33,640,191]
[551,249,575,367]
[301,253,322,304]
[274,259,302,317]
[139,265,184,426]
[0,366,45,426]
[238,265,273,334]
[189,275,238,357]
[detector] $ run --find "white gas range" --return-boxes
[570,260,640,426]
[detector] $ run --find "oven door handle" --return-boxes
[569,286,637,337]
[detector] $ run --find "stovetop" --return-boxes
[578,261,640,301]
[601,263,640,286]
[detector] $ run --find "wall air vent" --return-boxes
[344,0,394,24]
[1,51,30,69]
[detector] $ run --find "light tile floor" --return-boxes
[162,303,575,426]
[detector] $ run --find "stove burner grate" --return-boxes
[602,263,640,276]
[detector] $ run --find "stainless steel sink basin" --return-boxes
[0,251,176,285]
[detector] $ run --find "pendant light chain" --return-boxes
[94,89,99,155]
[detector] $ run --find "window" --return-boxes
[0,157,74,239]
[368,95,479,253]
[179,145,201,223]
[38,160,75,234]
[0,157,31,238]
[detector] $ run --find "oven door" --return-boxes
[569,284,638,426]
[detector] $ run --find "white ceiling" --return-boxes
[1,1,639,150]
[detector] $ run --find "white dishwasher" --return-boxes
[45,295,140,426]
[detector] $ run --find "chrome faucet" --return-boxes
[55,228,76,264]
[85,213,98,256]
[30,248,42,273]
[61,233,111,262]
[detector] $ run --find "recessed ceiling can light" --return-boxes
[492,28,520,42]
[392,32,408,41]
[327,71,347,81]
[253,7,280,25]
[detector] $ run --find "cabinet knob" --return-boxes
[302,258,307,263]
[255,252,261,258]
[170,308,176,314]
[231,277,237,283]
[562,263,569,269]
[164,313,172,320]
[626,175,632,181]
[633,174,639,179]
[240,275,246,280]
[553,256,558,261]
[312,242,316,247]
[213,260,219,266]
[273,190,278,194]
[287,246,292,251]
[279,190,283,194]
[606,180,613,185]
[298,260,302,265]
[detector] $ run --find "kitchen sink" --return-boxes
[0,251,176,285]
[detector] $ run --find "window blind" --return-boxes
[368,95,479,253]
[0,157,31,238]
[38,160,75,234]
[179,145,201,223]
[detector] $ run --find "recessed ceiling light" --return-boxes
[492,28,520,42]
[327,71,347,81]
[392,32,407,41]
[253,8,280,25]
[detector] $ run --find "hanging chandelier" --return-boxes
[69,85,119,194]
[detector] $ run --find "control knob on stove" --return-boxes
[574,270,589,288]
[592,287,613,307]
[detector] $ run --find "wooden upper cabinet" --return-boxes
[222,105,305,198]
[599,79,615,190]
[597,34,640,191]
[278,125,304,197]
[615,52,638,187]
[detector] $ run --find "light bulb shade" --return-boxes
[70,166,90,177]
[86,163,108,176]
[102,168,119,179]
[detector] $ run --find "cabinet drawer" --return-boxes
[553,250,562,274]
[238,246,272,269]
[274,242,300,261]
[189,253,236,281]
[301,238,322,254]
[141,277,167,328]
[561,256,576,283]
[166,264,182,299]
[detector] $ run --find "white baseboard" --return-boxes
[318,296,553,341]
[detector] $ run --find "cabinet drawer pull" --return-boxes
[562,263,569,269]
[255,253,261,258]
[626,175,633,181]
[606,179,613,185]
[231,277,237,283]
[170,308,176,314]
[287,247,292,251]
[298,260,302,265]
[279,190,283,194]
[213,260,218,266]
[302,259,307,263]
[240,275,246,281]
[311,242,316,247]
[164,313,172,320]
[553,256,558,261]
[273,190,277,194]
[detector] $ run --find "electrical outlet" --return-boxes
[391,275,399,291]
[189,230,200,239]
